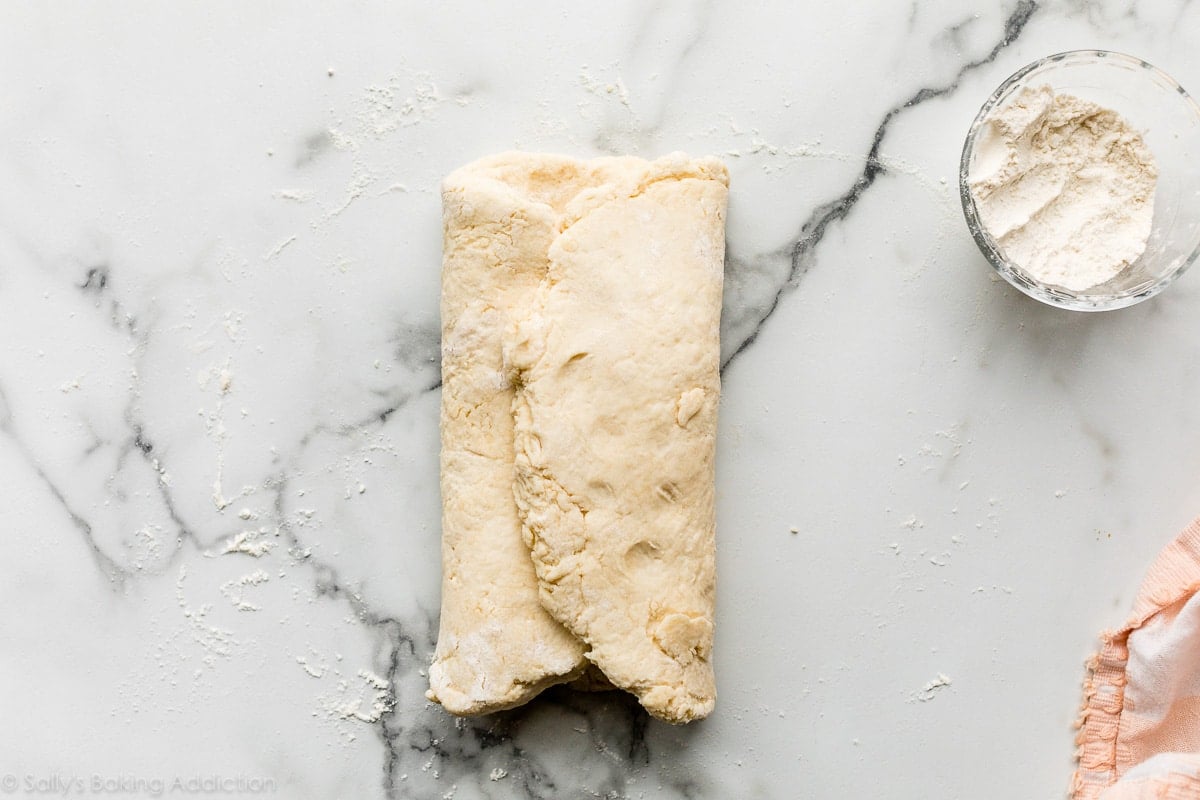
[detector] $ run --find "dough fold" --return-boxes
[507,154,726,723]
[428,155,591,714]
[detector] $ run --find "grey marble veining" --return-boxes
[721,1,1038,368]
[4,2,1200,799]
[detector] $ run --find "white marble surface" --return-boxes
[4,2,1200,798]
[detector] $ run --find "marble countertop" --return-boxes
[5,2,1200,798]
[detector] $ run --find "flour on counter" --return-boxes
[199,360,257,512]
[218,528,277,558]
[968,85,1157,291]
[916,673,953,702]
[274,188,313,202]
[220,569,270,612]
[296,654,328,678]
[578,64,631,108]
[130,524,173,572]
[176,566,237,660]
[360,71,442,137]
[262,234,298,262]
[322,669,394,723]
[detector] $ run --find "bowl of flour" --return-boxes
[960,50,1200,311]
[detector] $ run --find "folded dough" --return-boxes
[430,152,726,723]
[428,156,592,714]
[507,154,727,723]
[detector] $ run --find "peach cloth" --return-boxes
[1075,518,1200,799]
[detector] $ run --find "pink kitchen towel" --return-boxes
[1074,517,1200,799]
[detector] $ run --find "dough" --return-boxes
[428,156,593,714]
[430,152,726,724]
[507,154,727,723]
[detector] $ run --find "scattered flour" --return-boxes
[322,669,394,723]
[176,566,237,661]
[262,234,299,262]
[916,673,953,702]
[275,189,314,202]
[219,528,277,558]
[578,64,631,108]
[360,72,442,137]
[199,360,255,512]
[220,569,270,612]
[297,655,328,679]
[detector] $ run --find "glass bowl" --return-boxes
[960,50,1200,311]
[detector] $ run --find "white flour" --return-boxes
[969,85,1157,291]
